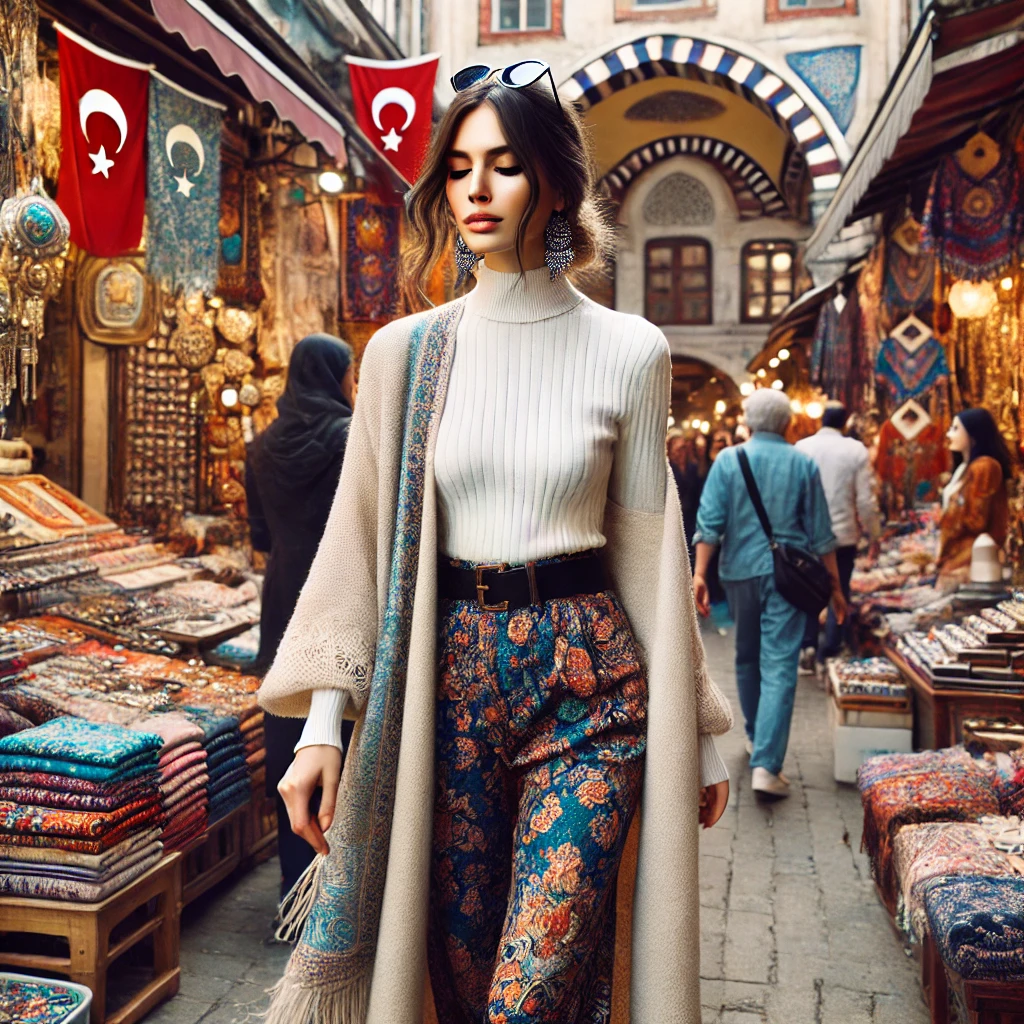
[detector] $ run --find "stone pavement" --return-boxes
[143,627,928,1024]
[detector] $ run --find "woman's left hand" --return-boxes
[699,780,729,829]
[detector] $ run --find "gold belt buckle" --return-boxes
[475,563,509,611]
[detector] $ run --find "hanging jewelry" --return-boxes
[544,210,575,280]
[454,234,478,289]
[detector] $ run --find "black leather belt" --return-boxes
[438,552,608,612]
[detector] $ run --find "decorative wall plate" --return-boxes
[77,256,158,345]
[215,306,257,346]
[170,317,217,369]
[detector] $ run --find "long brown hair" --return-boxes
[404,77,611,303]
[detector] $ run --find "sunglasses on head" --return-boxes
[451,60,564,117]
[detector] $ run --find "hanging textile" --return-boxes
[145,74,224,295]
[857,240,885,416]
[340,194,401,322]
[924,134,1021,281]
[54,25,150,256]
[810,292,860,410]
[882,238,935,329]
[875,418,950,509]
[874,335,949,408]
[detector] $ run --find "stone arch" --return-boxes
[605,135,789,220]
[561,35,844,195]
[642,171,715,227]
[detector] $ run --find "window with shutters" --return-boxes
[645,239,712,326]
[742,241,797,323]
[479,0,562,42]
[614,0,716,20]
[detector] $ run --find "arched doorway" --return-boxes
[671,355,742,434]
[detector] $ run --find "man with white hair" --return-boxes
[693,387,846,798]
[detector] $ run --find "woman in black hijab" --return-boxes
[246,333,354,896]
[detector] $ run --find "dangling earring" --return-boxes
[455,235,478,289]
[544,210,575,280]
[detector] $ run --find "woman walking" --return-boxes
[258,63,732,1024]
[245,333,355,896]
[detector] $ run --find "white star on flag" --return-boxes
[89,145,115,178]
[381,127,402,152]
[174,173,196,198]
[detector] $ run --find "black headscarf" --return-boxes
[252,333,354,486]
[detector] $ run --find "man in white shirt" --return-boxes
[795,402,881,673]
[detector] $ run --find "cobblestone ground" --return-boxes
[145,628,928,1024]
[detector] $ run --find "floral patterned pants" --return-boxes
[428,584,647,1024]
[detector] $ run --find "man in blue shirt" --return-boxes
[693,388,846,798]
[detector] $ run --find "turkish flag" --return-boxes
[346,54,439,184]
[56,25,149,256]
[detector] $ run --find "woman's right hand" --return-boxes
[278,744,343,856]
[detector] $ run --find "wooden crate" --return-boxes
[181,805,245,907]
[0,853,181,1024]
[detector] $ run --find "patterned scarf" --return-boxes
[874,337,949,406]
[882,241,935,328]
[923,875,1024,979]
[924,148,1022,280]
[266,301,462,1024]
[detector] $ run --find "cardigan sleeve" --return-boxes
[958,457,1004,535]
[256,334,391,720]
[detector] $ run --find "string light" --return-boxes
[771,379,784,390]
[700,420,710,433]
[1001,277,1014,291]
[691,418,701,429]
[806,401,824,419]
[790,398,804,413]
[740,382,755,396]
[714,400,726,414]
[757,369,767,379]
[948,280,997,319]
[769,357,780,368]
[318,170,345,193]
[778,348,790,361]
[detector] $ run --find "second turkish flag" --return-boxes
[346,54,439,184]
[56,25,149,256]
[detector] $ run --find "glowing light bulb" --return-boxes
[318,170,345,194]
[771,379,784,391]
[806,401,824,419]
[790,398,804,414]
[740,382,755,396]
[220,387,239,409]
[769,357,780,368]
[757,369,767,379]
[700,421,710,434]
[691,418,701,429]
[667,416,675,427]
[1001,277,1014,291]
[778,348,790,361]
[714,400,726,414]
[948,280,997,319]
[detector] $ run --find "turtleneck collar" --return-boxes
[464,262,583,323]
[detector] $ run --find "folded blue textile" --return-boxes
[923,875,1024,980]
[181,708,240,745]
[206,744,245,773]
[0,718,162,767]
[0,753,158,783]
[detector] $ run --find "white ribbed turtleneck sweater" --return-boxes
[297,263,727,787]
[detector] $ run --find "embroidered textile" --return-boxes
[0,825,160,868]
[159,749,207,785]
[0,979,85,1024]
[340,196,401,322]
[811,294,861,409]
[874,420,950,509]
[893,822,1015,941]
[0,686,62,725]
[924,148,1022,280]
[874,337,950,406]
[145,75,223,295]
[208,778,250,822]
[180,707,239,744]
[0,753,157,783]
[0,794,162,838]
[132,712,204,754]
[0,770,157,798]
[159,740,203,768]
[0,778,157,812]
[285,301,462,1002]
[923,875,1024,979]
[0,803,164,853]
[208,747,245,774]
[859,750,999,908]
[0,706,32,739]
[0,849,163,901]
[882,240,935,329]
[0,717,161,766]
[429,591,645,1021]
[0,838,161,882]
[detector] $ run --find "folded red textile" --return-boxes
[158,740,202,769]
[0,804,166,854]
[0,794,162,839]
[0,770,159,798]
[0,776,157,812]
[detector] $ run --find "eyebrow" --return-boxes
[446,146,512,159]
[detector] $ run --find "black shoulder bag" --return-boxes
[736,448,833,617]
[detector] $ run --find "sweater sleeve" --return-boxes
[257,331,394,719]
[295,689,346,751]
[607,326,671,513]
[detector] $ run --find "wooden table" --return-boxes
[886,646,1024,750]
[0,853,181,1024]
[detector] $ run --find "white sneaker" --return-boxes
[752,767,790,798]
[744,737,754,756]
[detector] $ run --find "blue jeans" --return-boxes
[802,545,856,660]
[724,574,805,775]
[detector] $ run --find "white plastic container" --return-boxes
[828,698,914,783]
[0,971,92,1024]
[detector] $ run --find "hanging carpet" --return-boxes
[875,336,950,406]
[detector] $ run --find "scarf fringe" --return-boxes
[263,973,370,1024]
[274,854,324,944]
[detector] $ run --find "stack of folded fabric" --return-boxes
[182,708,250,825]
[240,711,265,774]
[892,820,1018,942]
[0,718,164,900]
[858,747,1000,908]
[922,874,1024,979]
[132,712,208,853]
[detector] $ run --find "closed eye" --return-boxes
[448,168,471,180]
[495,166,523,176]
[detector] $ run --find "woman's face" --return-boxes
[445,103,561,273]
[947,417,971,455]
[710,432,731,460]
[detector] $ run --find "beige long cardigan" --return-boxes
[258,299,734,1024]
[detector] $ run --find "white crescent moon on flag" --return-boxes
[165,123,205,175]
[371,87,417,132]
[79,89,128,154]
